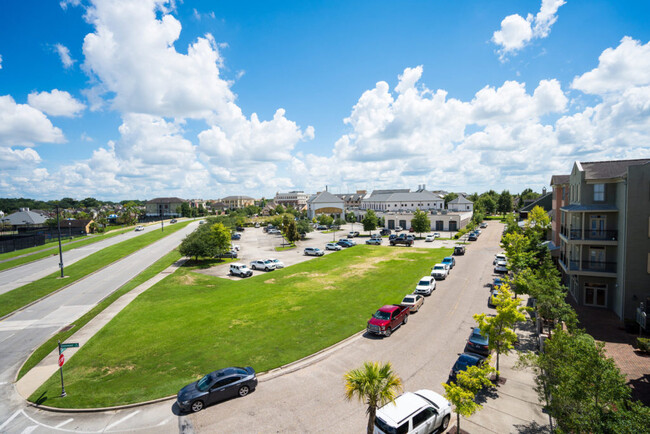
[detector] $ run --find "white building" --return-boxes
[447,196,474,212]
[274,191,310,208]
[360,186,445,212]
[307,191,345,219]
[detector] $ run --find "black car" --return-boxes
[388,234,397,241]
[465,327,490,357]
[380,228,391,236]
[216,250,238,259]
[177,367,258,413]
[236,226,245,232]
[170,219,178,224]
[231,233,241,240]
[453,246,465,255]
[449,353,486,382]
[468,232,478,241]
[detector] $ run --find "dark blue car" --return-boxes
[337,240,354,248]
[177,367,257,413]
[465,327,490,356]
[449,353,486,382]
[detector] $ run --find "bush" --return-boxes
[637,337,650,353]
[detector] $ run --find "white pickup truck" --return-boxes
[431,263,449,280]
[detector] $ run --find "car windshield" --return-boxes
[418,280,430,286]
[373,310,391,320]
[196,374,213,392]
[434,265,444,270]
[403,297,415,303]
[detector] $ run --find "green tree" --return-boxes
[346,212,357,223]
[333,217,345,226]
[80,197,101,208]
[296,220,313,235]
[476,195,496,215]
[497,190,512,215]
[410,209,430,236]
[179,229,213,260]
[362,210,378,234]
[525,205,551,237]
[344,361,403,434]
[285,221,301,244]
[120,201,140,225]
[442,381,479,434]
[274,204,285,215]
[179,202,191,218]
[519,188,540,202]
[210,222,231,256]
[317,214,333,227]
[473,284,526,379]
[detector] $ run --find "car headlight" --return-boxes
[181,400,190,405]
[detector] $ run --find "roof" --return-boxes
[520,192,552,213]
[448,196,473,204]
[308,190,344,204]
[335,193,364,201]
[561,204,618,212]
[221,195,254,201]
[376,392,428,427]
[550,174,570,185]
[364,190,444,203]
[369,189,410,197]
[1,210,48,225]
[146,197,186,204]
[579,159,650,180]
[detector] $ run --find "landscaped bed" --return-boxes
[29,245,451,408]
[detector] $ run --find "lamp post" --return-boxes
[56,205,64,278]
[68,221,71,239]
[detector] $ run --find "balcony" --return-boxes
[561,228,618,242]
[568,260,617,274]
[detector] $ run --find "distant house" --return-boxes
[447,196,474,212]
[518,189,552,221]
[61,219,94,235]
[145,197,186,217]
[0,208,48,230]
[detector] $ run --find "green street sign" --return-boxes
[60,343,79,350]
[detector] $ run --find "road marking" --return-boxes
[55,418,74,428]
[104,410,140,431]
[20,425,38,434]
[0,332,15,343]
[0,409,21,431]
[156,416,172,426]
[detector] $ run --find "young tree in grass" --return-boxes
[362,209,378,235]
[411,209,430,237]
[473,284,526,379]
[344,361,403,434]
[442,381,480,434]
[296,219,313,236]
[317,214,333,227]
[497,190,512,215]
[179,230,210,261]
[210,222,232,256]
[285,221,300,244]
[346,211,357,223]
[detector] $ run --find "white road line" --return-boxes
[55,418,74,428]
[156,417,172,427]
[0,409,22,431]
[0,333,15,344]
[20,425,38,434]
[104,410,140,431]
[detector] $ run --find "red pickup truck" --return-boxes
[366,305,410,337]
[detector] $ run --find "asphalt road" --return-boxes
[0,221,199,434]
[0,223,171,296]
[0,222,502,433]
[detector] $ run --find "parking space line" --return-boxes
[55,418,74,428]
[0,409,21,431]
[104,410,140,431]
[20,425,38,434]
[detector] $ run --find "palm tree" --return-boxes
[344,361,403,434]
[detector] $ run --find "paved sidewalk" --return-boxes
[455,317,550,434]
[14,258,188,400]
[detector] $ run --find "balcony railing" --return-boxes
[568,260,617,273]
[564,229,618,241]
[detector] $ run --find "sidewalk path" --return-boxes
[15,258,188,400]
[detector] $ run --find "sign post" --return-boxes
[58,341,66,397]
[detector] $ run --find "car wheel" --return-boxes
[191,400,204,412]
[385,328,392,337]
[238,385,250,397]
[251,265,257,270]
[403,315,408,325]
[441,415,450,430]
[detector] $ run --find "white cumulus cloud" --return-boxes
[28,90,86,117]
[54,43,75,68]
[0,95,65,147]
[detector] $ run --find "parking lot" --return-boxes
[194,223,464,279]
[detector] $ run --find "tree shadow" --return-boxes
[182,258,229,269]
[513,420,551,433]
[474,385,499,405]
[628,373,650,406]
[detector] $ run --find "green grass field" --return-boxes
[0,221,192,319]
[30,245,451,408]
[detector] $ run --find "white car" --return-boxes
[493,253,507,265]
[231,244,240,251]
[395,226,403,232]
[134,225,145,231]
[229,263,252,278]
[494,260,508,274]
[374,390,451,434]
[304,247,324,256]
[267,258,284,269]
[250,259,276,271]
[424,234,435,242]
[414,276,436,295]
[326,243,342,251]
[431,264,449,280]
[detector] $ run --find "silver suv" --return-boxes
[229,263,252,277]
[304,247,324,256]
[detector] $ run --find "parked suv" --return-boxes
[250,260,275,271]
[304,247,324,256]
[374,390,451,434]
[229,263,252,277]
[380,228,391,236]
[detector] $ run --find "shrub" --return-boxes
[637,337,650,353]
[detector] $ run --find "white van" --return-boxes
[374,390,451,434]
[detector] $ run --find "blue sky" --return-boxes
[1,0,649,201]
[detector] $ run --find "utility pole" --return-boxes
[56,205,64,278]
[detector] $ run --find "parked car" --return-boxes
[390,234,414,247]
[468,232,478,241]
[415,276,436,296]
[453,245,466,255]
[177,366,257,413]
[425,234,436,242]
[366,305,410,337]
[494,260,508,274]
[216,250,238,259]
[449,353,486,382]
[348,231,360,238]
[441,256,456,270]
[229,263,252,277]
[406,234,415,241]
[493,253,507,265]
[488,289,500,307]
[304,247,324,256]
[236,226,245,232]
[433,233,441,239]
[199,220,205,225]
[465,327,490,356]
[254,223,260,228]
[401,294,425,313]
[337,239,354,248]
[267,258,284,269]
[325,242,342,251]
[431,264,448,280]
[374,390,451,434]
[366,238,382,245]
[380,228,391,236]
[395,226,403,232]
[316,225,328,230]
[170,219,178,223]
[231,233,241,240]
[408,227,415,233]
[341,238,357,246]
[480,222,488,228]
[388,234,397,241]
[135,225,145,231]
[370,233,382,240]
[491,277,504,290]
[250,259,276,271]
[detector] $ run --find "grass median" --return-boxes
[0,227,135,272]
[0,221,192,319]
[17,249,183,380]
[30,245,451,408]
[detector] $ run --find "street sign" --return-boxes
[60,342,79,351]
[58,353,65,367]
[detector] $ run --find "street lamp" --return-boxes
[68,221,71,239]
[56,205,65,278]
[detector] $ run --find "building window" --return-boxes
[594,184,605,201]
[584,282,607,307]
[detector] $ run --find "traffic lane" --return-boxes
[191,223,506,433]
[0,223,168,296]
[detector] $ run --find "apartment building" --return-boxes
[220,195,255,209]
[274,191,310,208]
[555,159,650,322]
[145,197,186,217]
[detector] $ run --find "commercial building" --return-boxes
[307,191,345,219]
[145,197,186,217]
[274,191,310,208]
[360,186,444,212]
[554,159,650,322]
[221,195,255,209]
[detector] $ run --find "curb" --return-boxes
[26,329,366,413]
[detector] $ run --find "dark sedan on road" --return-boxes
[449,352,486,382]
[177,367,257,413]
[465,327,490,357]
